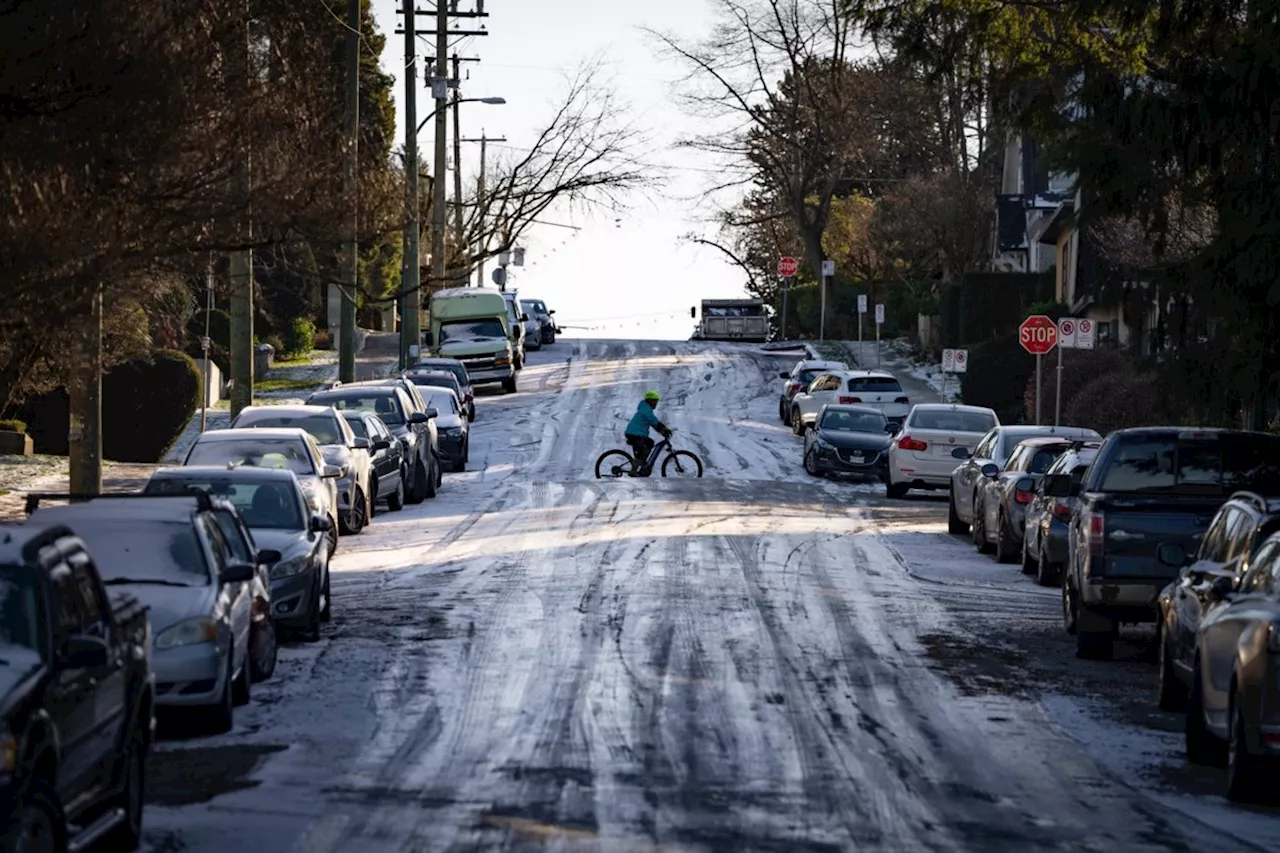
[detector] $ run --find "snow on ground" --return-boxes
[0,454,66,493]
[138,338,1279,853]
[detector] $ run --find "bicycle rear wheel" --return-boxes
[661,450,703,478]
[595,449,635,479]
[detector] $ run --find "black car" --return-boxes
[0,523,154,851]
[339,409,406,512]
[410,357,475,421]
[802,404,896,480]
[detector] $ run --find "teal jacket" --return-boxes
[625,401,663,437]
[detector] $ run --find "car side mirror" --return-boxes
[322,464,342,478]
[352,437,370,450]
[409,412,428,424]
[310,514,332,533]
[256,548,282,565]
[1043,473,1066,497]
[1015,476,1035,492]
[981,463,999,478]
[61,635,110,669]
[372,438,391,451]
[951,446,970,459]
[1209,575,1235,601]
[549,309,556,314]
[1157,542,1188,568]
[520,313,529,322]
[219,562,256,584]
[425,408,438,419]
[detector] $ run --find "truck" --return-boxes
[427,286,518,394]
[1063,427,1280,660]
[0,522,154,851]
[696,298,769,342]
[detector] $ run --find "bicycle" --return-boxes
[595,430,704,479]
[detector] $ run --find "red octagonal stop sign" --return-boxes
[1019,314,1058,355]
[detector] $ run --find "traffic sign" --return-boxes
[491,268,507,286]
[874,303,885,324]
[942,348,955,371]
[1058,317,1077,348]
[857,294,868,313]
[1019,314,1058,355]
[1076,318,1096,349]
[778,256,799,277]
[821,259,835,277]
[953,348,968,373]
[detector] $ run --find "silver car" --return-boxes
[28,495,256,732]
[971,436,1089,563]
[229,404,374,536]
[145,466,333,642]
[184,427,342,555]
[520,300,543,350]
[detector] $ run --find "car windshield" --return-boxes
[820,410,886,433]
[796,368,831,385]
[847,377,902,393]
[238,413,340,445]
[425,393,454,414]
[911,410,998,433]
[413,362,468,385]
[188,437,316,476]
[408,374,457,393]
[0,568,45,661]
[67,520,210,586]
[312,395,404,426]
[146,479,305,530]
[440,319,505,342]
[1100,434,1280,495]
[1027,448,1066,474]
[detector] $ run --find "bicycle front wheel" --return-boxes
[661,450,703,478]
[595,449,635,479]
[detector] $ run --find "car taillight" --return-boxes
[839,396,862,404]
[1015,488,1034,504]
[1052,498,1072,520]
[787,383,801,393]
[894,396,909,404]
[1086,511,1105,554]
[897,435,927,451]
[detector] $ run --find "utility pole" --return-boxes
[398,0,421,369]
[228,0,254,418]
[462,130,505,288]
[67,284,103,496]
[338,0,360,383]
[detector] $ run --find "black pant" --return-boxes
[626,435,655,470]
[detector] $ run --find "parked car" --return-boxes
[789,370,909,434]
[1021,442,1102,586]
[184,427,341,555]
[1063,427,1280,661]
[306,385,440,503]
[341,380,444,485]
[26,493,260,732]
[338,410,406,512]
[411,356,476,420]
[777,359,847,424]
[418,386,469,471]
[229,404,373,535]
[1170,527,1280,802]
[958,428,1103,559]
[523,298,557,344]
[520,300,543,350]
[144,467,334,643]
[802,404,897,480]
[402,369,465,416]
[0,522,153,852]
[885,403,999,499]
[950,425,1102,542]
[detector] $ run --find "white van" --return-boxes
[428,287,517,393]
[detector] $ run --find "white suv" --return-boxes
[789,370,911,434]
[777,359,847,424]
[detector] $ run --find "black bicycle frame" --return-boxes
[642,438,670,470]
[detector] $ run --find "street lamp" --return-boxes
[417,96,505,134]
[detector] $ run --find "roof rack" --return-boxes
[24,490,212,516]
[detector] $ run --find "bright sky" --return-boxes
[369,0,749,340]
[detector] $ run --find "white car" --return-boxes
[778,359,847,423]
[788,370,911,434]
[885,403,1000,499]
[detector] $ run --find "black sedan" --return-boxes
[802,404,897,480]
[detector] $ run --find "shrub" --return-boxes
[960,334,1034,424]
[265,334,287,356]
[313,328,334,350]
[280,317,315,358]
[1063,369,1166,436]
[11,390,70,455]
[1024,348,1132,425]
[103,349,201,462]
[0,418,27,434]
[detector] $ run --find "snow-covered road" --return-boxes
[143,340,1280,852]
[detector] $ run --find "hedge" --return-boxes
[0,418,27,434]
[960,334,1035,424]
[102,349,201,462]
[940,271,1056,347]
[281,317,315,358]
[1023,348,1131,426]
[1064,369,1167,435]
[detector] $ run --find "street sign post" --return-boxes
[777,256,798,277]
[1054,317,1076,426]
[1020,315,1058,425]
[874,303,885,367]
[819,259,834,341]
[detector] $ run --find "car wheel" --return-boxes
[1156,626,1188,711]
[779,399,789,424]
[1226,694,1268,802]
[791,407,804,436]
[408,459,429,503]
[387,470,405,512]
[947,487,968,534]
[1020,535,1037,575]
[425,457,438,498]
[103,727,145,850]
[885,480,909,499]
[436,455,443,487]
[804,449,822,477]
[342,487,367,535]
[994,511,1017,563]
[971,500,993,554]
[319,566,332,622]
[1,779,65,853]
[1061,573,1078,635]
[232,654,251,706]
[1185,661,1227,766]
[205,657,235,734]
[1035,540,1058,587]
[250,617,278,683]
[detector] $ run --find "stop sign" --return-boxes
[1019,314,1058,355]
[777,256,799,277]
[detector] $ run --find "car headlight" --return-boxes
[155,617,218,650]
[495,356,511,366]
[270,556,308,579]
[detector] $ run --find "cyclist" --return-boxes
[624,390,671,475]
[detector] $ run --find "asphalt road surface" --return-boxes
[142,340,1280,853]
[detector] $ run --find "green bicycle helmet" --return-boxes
[643,390,660,402]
